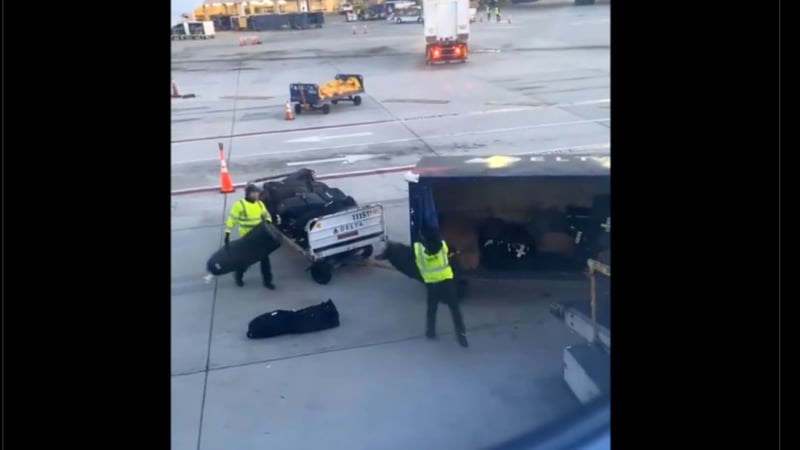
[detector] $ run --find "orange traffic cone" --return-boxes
[285,101,295,120]
[362,25,368,34]
[239,37,246,46]
[218,143,235,193]
[171,80,181,98]
[352,26,357,35]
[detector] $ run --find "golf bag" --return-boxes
[206,222,282,276]
[246,299,341,339]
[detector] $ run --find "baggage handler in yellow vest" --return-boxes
[224,184,276,289]
[414,228,469,348]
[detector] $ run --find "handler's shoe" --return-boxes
[235,279,245,287]
[263,282,276,290]
[457,333,469,348]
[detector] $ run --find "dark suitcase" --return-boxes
[206,222,282,276]
[310,181,330,194]
[317,187,348,203]
[277,193,327,218]
[281,168,316,190]
[280,195,359,245]
[478,219,536,271]
[246,299,340,339]
[264,182,309,205]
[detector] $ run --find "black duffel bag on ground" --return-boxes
[206,222,283,276]
[246,299,340,339]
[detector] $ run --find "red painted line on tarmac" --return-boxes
[170,164,416,196]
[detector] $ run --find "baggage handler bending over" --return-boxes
[225,184,276,290]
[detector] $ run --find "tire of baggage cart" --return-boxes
[310,261,333,285]
[321,103,331,114]
[294,103,303,115]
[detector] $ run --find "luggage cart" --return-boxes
[289,73,365,115]
[276,204,387,284]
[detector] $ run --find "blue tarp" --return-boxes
[420,185,440,232]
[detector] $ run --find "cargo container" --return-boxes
[211,15,234,31]
[247,12,324,31]
[406,154,611,281]
[422,0,470,64]
[171,23,190,40]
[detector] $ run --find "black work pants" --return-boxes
[235,255,273,284]
[426,279,466,335]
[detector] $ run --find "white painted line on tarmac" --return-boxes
[285,132,373,144]
[171,164,417,196]
[570,18,611,26]
[511,143,610,156]
[171,97,611,147]
[172,117,611,165]
[475,98,609,115]
[171,141,611,196]
[286,154,380,166]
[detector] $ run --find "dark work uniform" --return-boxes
[225,197,274,288]
[414,240,468,347]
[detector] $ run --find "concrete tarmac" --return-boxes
[172,3,607,449]
[171,3,609,190]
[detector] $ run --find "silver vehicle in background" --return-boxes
[387,5,424,23]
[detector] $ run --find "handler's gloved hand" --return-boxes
[224,232,230,246]
[274,214,282,226]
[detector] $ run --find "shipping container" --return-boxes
[211,15,233,31]
[247,12,324,31]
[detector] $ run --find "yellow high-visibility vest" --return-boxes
[414,240,455,283]
[225,199,271,237]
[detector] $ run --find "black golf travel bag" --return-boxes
[206,222,282,276]
[246,299,341,339]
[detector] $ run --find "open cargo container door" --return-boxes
[406,154,610,281]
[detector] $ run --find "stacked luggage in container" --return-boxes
[406,154,611,282]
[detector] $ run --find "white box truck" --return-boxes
[187,21,216,39]
[422,0,470,64]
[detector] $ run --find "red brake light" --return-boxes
[453,46,461,56]
[432,48,441,59]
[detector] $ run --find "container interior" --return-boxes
[430,177,610,278]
